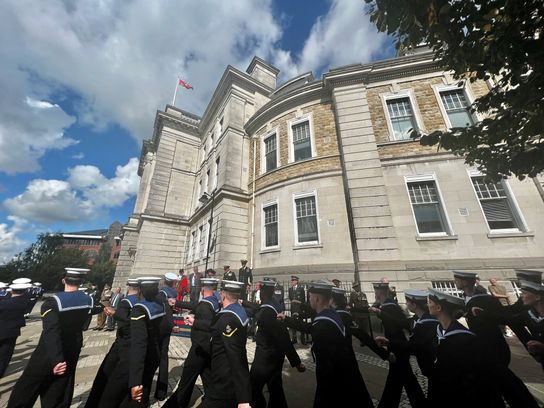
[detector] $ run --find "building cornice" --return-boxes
[245,81,329,134]
[199,65,274,133]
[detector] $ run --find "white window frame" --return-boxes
[433,84,479,129]
[288,113,316,163]
[261,199,280,250]
[381,90,424,141]
[511,280,521,298]
[292,191,321,246]
[261,129,279,175]
[467,170,528,234]
[187,230,195,262]
[404,174,454,237]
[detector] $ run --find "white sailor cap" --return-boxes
[220,280,244,293]
[78,287,87,291]
[404,289,429,302]
[12,278,32,284]
[10,283,32,291]
[137,276,162,287]
[308,280,334,295]
[0,282,8,289]
[260,277,277,288]
[332,286,346,295]
[127,278,140,287]
[515,269,543,284]
[32,282,42,286]
[520,280,544,294]
[200,278,219,288]
[428,288,464,307]
[452,271,478,280]
[164,272,181,282]
[64,268,90,279]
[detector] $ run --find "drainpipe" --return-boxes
[250,137,257,268]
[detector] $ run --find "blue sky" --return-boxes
[0,0,394,262]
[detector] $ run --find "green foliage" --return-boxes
[89,244,116,291]
[0,233,88,290]
[364,0,544,180]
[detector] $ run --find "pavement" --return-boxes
[1,303,543,408]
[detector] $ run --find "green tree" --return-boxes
[0,233,88,290]
[88,243,116,291]
[364,0,544,180]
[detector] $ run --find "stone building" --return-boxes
[114,50,544,301]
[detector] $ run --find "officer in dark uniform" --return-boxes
[154,272,181,400]
[516,280,544,369]
[454,270,539,408]
[369,281,426,408]
[238,259,253,301]
[222,265,237,281]
[288,275,306,344]
[282,280,372,408]
[0,282,32,378]
[375,289,438,389]
[8,268,98,408]
[163,277,220,408]
[124,276,165,407]
[85,278,140,408]
[24,281,42,317]
[205,280,251,408]
[250,278,305,408]
[330,286,374,407]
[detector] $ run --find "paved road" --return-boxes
[1,304,543,407]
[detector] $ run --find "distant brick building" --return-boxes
[62,221,122,265]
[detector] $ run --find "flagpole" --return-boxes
[172,77,179,106]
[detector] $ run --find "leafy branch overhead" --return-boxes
[364,0,544,180]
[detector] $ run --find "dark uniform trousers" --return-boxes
[155,288,176,400]
[376,302,426,408]
[466,294,539,408]
[8,291,96,408]
[250,299,301,408]
[120,299,164,408]
[84,295,137,408]
[0,294,31,378]
[163,296,218,408]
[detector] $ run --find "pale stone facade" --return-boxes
[115,51,544,301]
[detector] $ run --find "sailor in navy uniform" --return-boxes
[330,286,374,408]
[514,280,544,370]
[375,289,438,393]
[427,288,503,407]
[154,272,181,400]
[124,276,165,407]
[282,280,370,408]
[0,282,32,378]
[24,281,42,316]
[8,268,98,408]
[453,270,539,408]
[204,280,251,408]
[85,278,140,408]
[369,281,425,408]
[163,278,221,408]
[249,278,305,408]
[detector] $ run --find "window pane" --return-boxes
[387,98,417,140]
[295,197,318,242]
[264,204,278,247]
[413,203,446,233]
[481,200,516,230]
[292,121,312,162]
[264,134,277,172]
[440,89,474,128]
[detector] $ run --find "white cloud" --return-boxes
[4,158,140,224]
[72,152,85,160]
[0,216,28,263]
[0,0,388,175]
